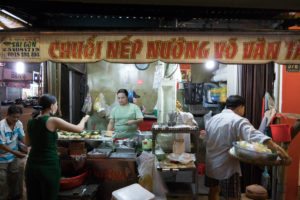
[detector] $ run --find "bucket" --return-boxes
[270,124,291,142]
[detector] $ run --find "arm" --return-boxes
[236,118,270,143]
[127,104,144,125]
[17,123,26,144]
[127,118,143,125]
[0,144,26,158]
[47,115,90,133]
[264,139,292,165]
[236,118,291,165]
[107,119,115,131]
[17,124,28,153]
[24,132,30,146]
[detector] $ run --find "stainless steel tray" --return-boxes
[109,152,137,159]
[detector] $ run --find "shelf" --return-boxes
[202,102,220,108]
[151,124,200,199]
[151,124,199,133]
[157,160,196,171]
[57,137,112,142]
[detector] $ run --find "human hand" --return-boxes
[83,115,90,122]
[199,130,206,139]
[276,156,292,166]
[275,146,292,166]
[14,151,27,158]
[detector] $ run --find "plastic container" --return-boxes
[270,124,291,142]
[112,183,155,200]
[60,171,88,191]
[197,163,206,176]
[142,139,152,151]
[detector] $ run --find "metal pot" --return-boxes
[114,140,124,148]
[123,139,136,148]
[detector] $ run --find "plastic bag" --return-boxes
[153,61,165,89]
[81,93,92,114]
[136,152,155,191]
[93,93,108,117]
[177,111,198,126]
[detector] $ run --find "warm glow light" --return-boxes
[205,60,216,70]
[137,79,144,85]
[16,62,25,74]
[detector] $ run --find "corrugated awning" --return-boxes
[0,9,27,30]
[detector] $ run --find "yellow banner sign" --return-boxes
[0,32,299,64]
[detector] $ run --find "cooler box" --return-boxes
[112,183,155,200]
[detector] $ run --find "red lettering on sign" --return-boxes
[160,41,172,59]
[285,41,295,59]
[243,42,255,59]
[214,41,226,59]
[71,42,84,59]
[293,43,300,60]
[131,39,143,59]
[197,41,210,59]
[83,37,95,59]
[106,41,119,59]
[120,40,130,59]
[146,41,160,59]
[48,41,59,59]
[226,39,238,59]
[94,42,102,59]
[59,42,71,59]
[266,42,281,59]
[214,39,237,59]
[184,41,198,59]
[172,39,184,59]
[253,39,265,59]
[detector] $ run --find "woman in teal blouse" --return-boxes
[25,94,89,200]
[107,89,143,138]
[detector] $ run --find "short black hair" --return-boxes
[117,89,128,97]
[39,94,57,110]
[7,105,23,115]
[226,95,245,109]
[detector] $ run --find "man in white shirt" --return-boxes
[0,105,26,200]
[204,95,291,200]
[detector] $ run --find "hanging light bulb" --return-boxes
[16,62,25,74]
[205,60,216,70]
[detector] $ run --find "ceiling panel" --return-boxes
[0,0,299,31]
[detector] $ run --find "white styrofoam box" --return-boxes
[112,183,155,200]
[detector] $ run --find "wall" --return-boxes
[281,65,300,200]
[87,61,157,112]
[282,66,300,113]
[6,87,22,100]
[0,87,6,101]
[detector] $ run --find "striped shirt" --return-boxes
[0,119,25,163]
